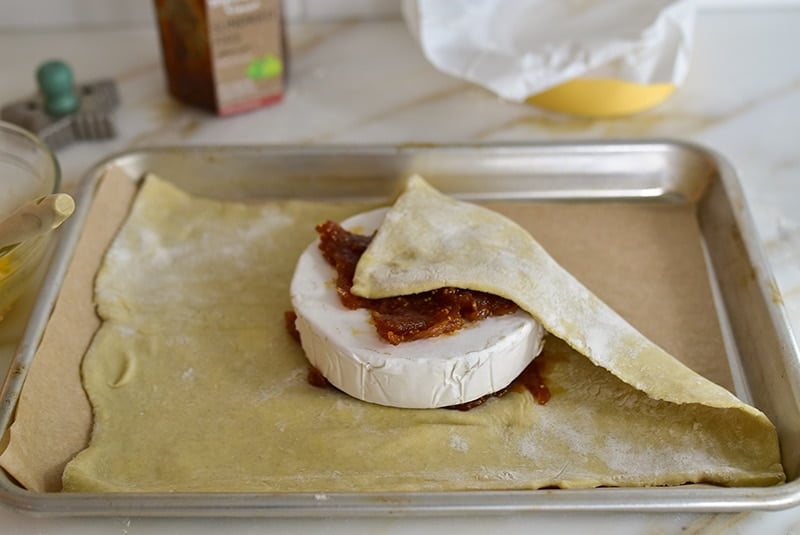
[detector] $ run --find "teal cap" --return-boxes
[36,60,79,117]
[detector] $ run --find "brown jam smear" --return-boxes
[285,220,551,410]
[284,310,301,343]
[513,357,551,405]
[449,357,550,410]
[446,387,510,411]
[315,220,518,345]
[307,366,330,388]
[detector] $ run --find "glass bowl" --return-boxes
[0,121,61,320]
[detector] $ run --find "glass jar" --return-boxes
[0,121,60,319]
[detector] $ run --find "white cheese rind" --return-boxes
[289,208,545,409]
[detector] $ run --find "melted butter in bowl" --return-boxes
[0,122,60,319]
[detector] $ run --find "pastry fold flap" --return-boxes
[352,175,779,434]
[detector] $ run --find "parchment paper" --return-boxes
[0,166,731,492]
[0,167,137,492]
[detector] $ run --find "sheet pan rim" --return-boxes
[1,140,797,516]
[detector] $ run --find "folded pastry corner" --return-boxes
[352,174,784,485]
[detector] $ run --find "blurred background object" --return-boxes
[403,0,695,117]
[1,60,118,150]
[0,0,787,29]
[153,0,286,116]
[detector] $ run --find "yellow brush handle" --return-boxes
[0,193,75,253]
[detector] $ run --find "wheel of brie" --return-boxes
[290,208,546,409]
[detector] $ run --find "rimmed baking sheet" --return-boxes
[0,142,798,516]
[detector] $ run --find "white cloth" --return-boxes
[403,0,696,102]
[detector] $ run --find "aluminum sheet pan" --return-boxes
[1,141,798,516]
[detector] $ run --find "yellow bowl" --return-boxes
[525,78,675,118]
[0,122,60,320]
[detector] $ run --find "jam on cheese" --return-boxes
[316,220,519,345]
[287,219,551,409]
[286,210,549,409]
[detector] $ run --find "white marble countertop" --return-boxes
[0,8,799,534]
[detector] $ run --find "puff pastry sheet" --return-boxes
[62,175,784,492]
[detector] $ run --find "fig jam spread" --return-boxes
[315,220,518,345]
